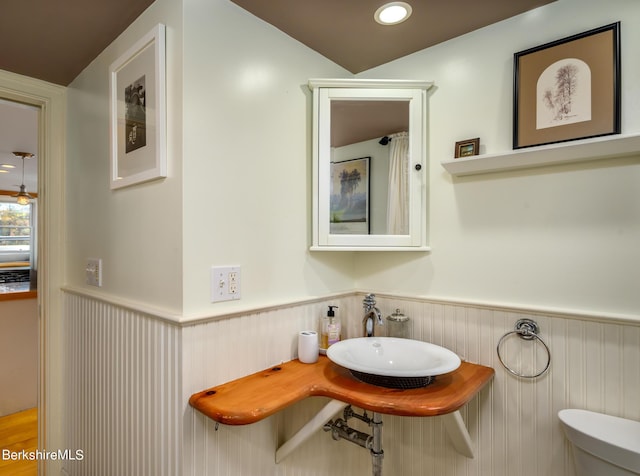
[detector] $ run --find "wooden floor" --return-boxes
[0,408,37,476]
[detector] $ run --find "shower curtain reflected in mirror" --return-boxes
[386,131,409,235]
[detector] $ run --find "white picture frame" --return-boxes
[109,23,166,189]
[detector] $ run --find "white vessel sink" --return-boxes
[327,337,461,388]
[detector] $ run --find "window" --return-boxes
[0,197,36,292]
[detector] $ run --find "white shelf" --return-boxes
[440,133,640,177]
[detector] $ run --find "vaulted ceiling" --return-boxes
[0,0,555,191]
[231,0,556,74]
[0,0,555,87]
[0,0,155,86]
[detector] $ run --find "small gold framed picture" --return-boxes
[454,138,480,158]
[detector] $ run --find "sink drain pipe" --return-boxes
[323,405,384,475]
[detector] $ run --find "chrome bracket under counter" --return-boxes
[189,356,494,463]
[276,400,475,464]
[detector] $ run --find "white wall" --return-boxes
[356,0,640,319]
[0,298,37,416]
[65,0,640,320]
[66,0,358,319]
[180,0,355,318]
[66,0,184,315]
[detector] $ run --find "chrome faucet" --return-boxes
[362,294,383,337]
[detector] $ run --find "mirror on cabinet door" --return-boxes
[309,78,433,251]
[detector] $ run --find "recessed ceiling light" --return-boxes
[374,2,413,25]
[0,170,8,174]
[1,164,16,169]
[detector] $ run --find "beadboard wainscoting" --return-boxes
[63,290,640,475]
[63,292,182,476]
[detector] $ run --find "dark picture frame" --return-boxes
[513,22,620,149]
[329,157,370,235]
[454,138,480,158]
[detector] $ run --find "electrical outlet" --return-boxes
[228,271,239,295]
[211,266,241,302]
[86,258,102,287]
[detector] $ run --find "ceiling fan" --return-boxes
[12,151,34,205]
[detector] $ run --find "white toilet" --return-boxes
[559,409,640,476]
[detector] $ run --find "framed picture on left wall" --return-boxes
[109,23,166,189]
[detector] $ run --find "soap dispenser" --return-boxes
[327,305,341,347]
[320,305,340,353]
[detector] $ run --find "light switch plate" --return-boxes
[211,265,241,302]
[86,258,102,287]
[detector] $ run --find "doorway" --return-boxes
[0,69,66,476]
[0,98,39,475]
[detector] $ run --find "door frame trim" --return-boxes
[0,69,66,476]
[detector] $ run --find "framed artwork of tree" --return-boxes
[329,157,370,235]
[513,22,620,149]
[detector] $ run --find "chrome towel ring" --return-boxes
[497,319,551,378]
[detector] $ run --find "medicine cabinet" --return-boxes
[309,78,433,251]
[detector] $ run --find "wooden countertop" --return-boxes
[0,290,36,301]
[0,261,29,268]
[189,356,494,425]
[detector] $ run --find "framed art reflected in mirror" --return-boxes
[330,157,370,235]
